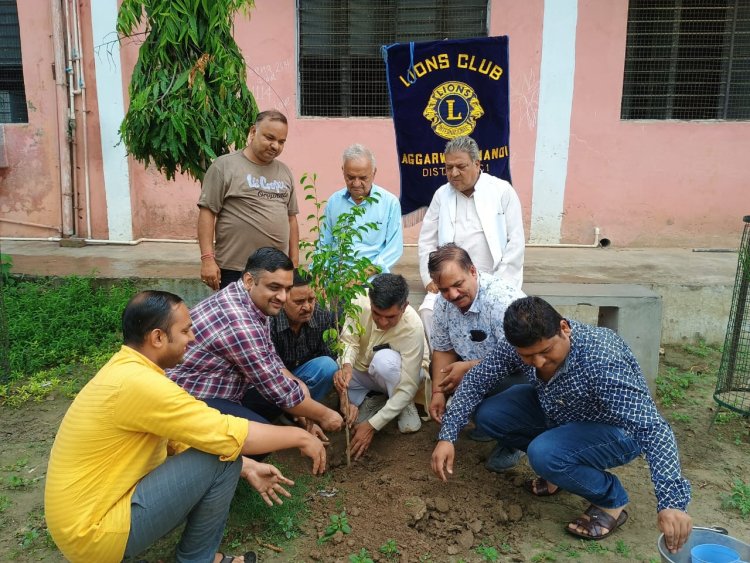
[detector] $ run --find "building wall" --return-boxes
[2,0,748,247]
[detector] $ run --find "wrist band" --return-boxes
[200,252,215,261]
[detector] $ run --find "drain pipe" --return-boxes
[51,0,73,238]
[0,236,198,245]
[526,227,610,248]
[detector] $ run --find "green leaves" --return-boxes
[117,0,258,181]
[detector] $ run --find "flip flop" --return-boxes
[219,551,258,563]
[523,477,562,497]
[566,505,629,541]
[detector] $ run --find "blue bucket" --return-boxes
[691,543,742,563]
[658,527,750,563]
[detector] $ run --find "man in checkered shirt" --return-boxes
[431,296,692,555]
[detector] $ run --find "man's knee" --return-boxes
[527,432,565,475]
[369,348,401,379]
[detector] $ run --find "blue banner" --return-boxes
[383,36,511,221]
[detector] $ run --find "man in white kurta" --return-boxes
[418,135,525,344]
[333,274,430,461]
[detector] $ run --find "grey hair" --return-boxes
[342,143,376,168]
[444,136,480,162]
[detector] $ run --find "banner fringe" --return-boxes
[402,207,427,228]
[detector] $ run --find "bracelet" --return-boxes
[200,252,215,261]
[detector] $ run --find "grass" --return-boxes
[656,366,701,408]
[1,276,135,404]
[721,477,750,519]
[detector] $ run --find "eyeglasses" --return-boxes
[469,329,487,342]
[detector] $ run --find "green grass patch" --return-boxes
[656,366,700,408]
[721,477,750,519]
[1,276,136,404]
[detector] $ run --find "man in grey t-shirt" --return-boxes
[198,110,299,290]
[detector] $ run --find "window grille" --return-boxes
[298,0,488,118]
[0,0,27,123]
[621,0,750,120]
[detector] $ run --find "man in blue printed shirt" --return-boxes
[320,144,403,276]
[431,297,692,554]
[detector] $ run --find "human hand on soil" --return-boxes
[428,392,447,423]
[241,457,294,506]
[342,403,358,427]
[431,440,455,482]
[318,407,344,432]
[350,421,375,460]
[437,361,475,393]
[333,366,353,394]
[298,432,327,475]
[305,420,329,444]
[657,508,692,553]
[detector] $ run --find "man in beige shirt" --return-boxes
[198,109,300,290]
[334,274,429,460]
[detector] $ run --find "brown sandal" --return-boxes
[523,477,562,497]
[566,505,628,540]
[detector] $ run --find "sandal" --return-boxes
[219,551,258,563]
[523,477,562,497]
[566,505,628,541]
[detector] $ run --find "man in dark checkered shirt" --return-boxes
[431,296,692,555]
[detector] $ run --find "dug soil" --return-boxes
[1,344,749,562]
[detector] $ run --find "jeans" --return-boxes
[293,356,337,402]
[219,268,243,289]
[124,448,242,562]
[474,384,642,509]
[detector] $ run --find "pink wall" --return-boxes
[4,1,748,247]
[565,0,749,247]
[0,0,62,238]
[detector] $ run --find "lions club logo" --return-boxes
[423,81,484,140]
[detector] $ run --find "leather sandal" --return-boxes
[219,551,257,563]
[523,477,562,497]
[566,505,629,540]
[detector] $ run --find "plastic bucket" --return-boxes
[691,544,741,563]
[658,527,750,563]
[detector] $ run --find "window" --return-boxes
[298,0,488,118]
[0,0,27,123]
[621,0,750,120]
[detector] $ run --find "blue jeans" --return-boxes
[474,384,642,509]
[124,448,242,562]
[293,356,337,402]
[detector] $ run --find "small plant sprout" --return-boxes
[475,543,500,561]
[349,547,375,563]
[379,538,400,559]
[318,511,352,544]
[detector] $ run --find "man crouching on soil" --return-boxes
[45,291,327,563]
[431,296,693,554]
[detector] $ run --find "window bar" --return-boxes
[723,0,739,118]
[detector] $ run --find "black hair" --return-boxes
[503,296,564,348]
[427,243,474,278]
[122,290,184,347]
[293,268,312,287]
[254,109,288,126]
[368,273,409,310]
[242,247,294,279]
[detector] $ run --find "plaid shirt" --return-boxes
[270,306,336,370]
[168,280,305,408]
[439,320,691,512]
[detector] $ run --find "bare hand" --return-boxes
[333,367,352,394]
[658,508,692,554]
[342,402,358,427]
[319,407,344,432]
[298,433,327,475]
[426,281,438,294]
[305,420,329,443]
[350,421,376,460]
[431,440,455,482]
[200,258,221,291]
[241,457,294,506]
[429,392,447,424]
[437,361,473,393]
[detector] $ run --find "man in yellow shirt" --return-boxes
[45,291,327,563]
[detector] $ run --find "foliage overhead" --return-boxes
[117,0,258,181]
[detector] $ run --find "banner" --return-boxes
[383,36,511,222]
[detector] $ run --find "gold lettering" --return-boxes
[489,65,503,80]
[438,53,450,68]
[398,75,411,87]
[445,100,463,121]
[478,59,493,75]
[425,57,439,73]
[414,62,427,77]
[457,53,469,69]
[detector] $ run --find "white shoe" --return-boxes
[355,394,387,424]
[397,402,421,433]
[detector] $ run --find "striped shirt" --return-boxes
[439,320,691,512]
[168,280,305,408]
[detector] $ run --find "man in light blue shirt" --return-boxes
[320,144,403,275]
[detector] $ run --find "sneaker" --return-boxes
[397,402,422,433]
[355,394,387,424]
[485,445,525,473]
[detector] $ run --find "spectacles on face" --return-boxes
[469,329,487,342]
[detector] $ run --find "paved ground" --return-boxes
[1,239,740,344]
